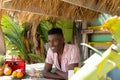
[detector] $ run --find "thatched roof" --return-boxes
[0,0,120,22]
[62,0,120,16]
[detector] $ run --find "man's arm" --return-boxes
[43,63,64,79]
[55,63,79,80]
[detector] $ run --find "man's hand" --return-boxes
[43,63,79,80]
[43,63,64,79]
[55,69,68,80]
[55,63,79,80]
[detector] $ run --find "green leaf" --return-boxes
[56,19,73,42]
[1,15,28,61]
[40,19,53,30]
[56,19,73,29]
[97,47,120,78]
[102,17,120,52]
[37,24,48,43]
[9,52,20,56]
[28,53,45,62]
[1,15,22,37]
[0,57,5,66]
[37,18,54,43]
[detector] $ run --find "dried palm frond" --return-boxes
[1,0,100,21]
[1,0,120,21]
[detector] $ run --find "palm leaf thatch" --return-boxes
[0,0,119,22]
[62,0,120,16]
[0,9,57,24]
[0,0,100,21]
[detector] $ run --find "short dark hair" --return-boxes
[48,28,63,36]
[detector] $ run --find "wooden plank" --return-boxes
[81,29,93,34]
[88,42,112,50]
[81,29,110,34]
[82,21,89,59]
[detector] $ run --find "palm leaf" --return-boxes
[1,15,28,61]
[37,24,48,43]
[56,19,73,42]
[28,53,45,62]
[1,16,22,37]
[56,19,73,29]
[102,16,120,52]
[37,18,54,43]
[40,18,53,30]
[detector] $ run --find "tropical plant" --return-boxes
[0,55,5,67]
[1,15,28,60]
[37,18,73,43]
[1,15,45,63]
[37,18,54,43]
[56,19,73,42]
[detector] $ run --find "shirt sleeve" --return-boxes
[45,48,53,64]
[68,45,80,65]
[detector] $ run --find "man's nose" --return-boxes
[49,41,54,47]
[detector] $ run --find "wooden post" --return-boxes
[82,21,88,60]
[73,20,83,66]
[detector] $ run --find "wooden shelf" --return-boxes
[81,26,112,56]
[93,30,110,34]
[88,42,112,50]
[81,29,110,34]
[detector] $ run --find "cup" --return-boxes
[68,70,74,80]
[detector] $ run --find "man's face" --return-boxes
[48,34,64,53]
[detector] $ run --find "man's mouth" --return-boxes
[51,47,56,50]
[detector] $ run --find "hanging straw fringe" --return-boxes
[0,0,120,21]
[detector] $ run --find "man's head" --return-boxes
[48,28,64,53]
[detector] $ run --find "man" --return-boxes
[43,28,80,80]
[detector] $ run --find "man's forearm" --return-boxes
[56,70,68,80]
[43,71,64,79]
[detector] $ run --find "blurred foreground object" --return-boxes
[70,16,120,80]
